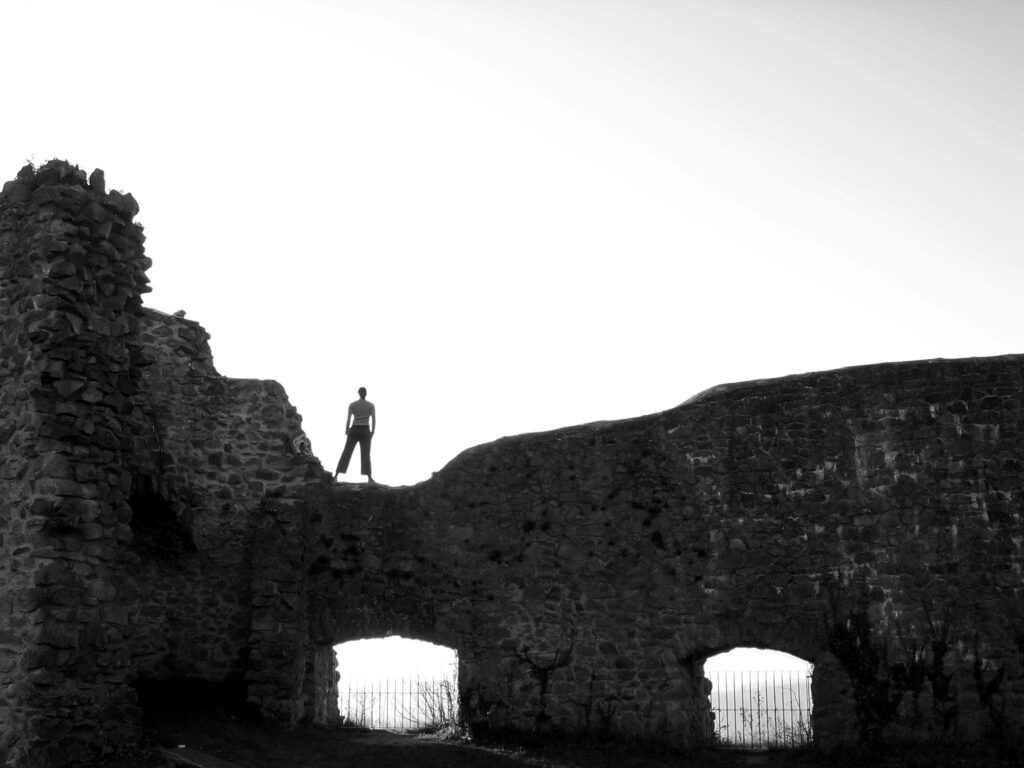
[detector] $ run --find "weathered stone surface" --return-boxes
[4,160,1024,763]
[0,159,151,765]
[0,160,320,766]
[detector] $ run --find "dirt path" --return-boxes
[163,730,547,768]
[147,711,1022,768]
[147,712,737,768]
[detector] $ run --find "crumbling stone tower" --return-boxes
[0,162,150,764]
[0,162,320,766]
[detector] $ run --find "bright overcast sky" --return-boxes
[4,0,1022,487]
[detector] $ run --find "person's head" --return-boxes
[358,387,367,399]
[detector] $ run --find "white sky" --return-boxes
[4,0,1022,487]
[336,637,457,684]
[703,647,811,673]
[335,638,804,686]
[334,639,803,690]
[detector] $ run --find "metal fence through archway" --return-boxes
[339,673,459,732]
[336,637,460,733]
[707,668,813,749]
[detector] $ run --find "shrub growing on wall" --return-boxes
[826,608,905,743]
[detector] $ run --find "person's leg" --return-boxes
[336,432,359,477]
[359,430,373,480]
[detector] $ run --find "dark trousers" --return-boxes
[337,425,372,477]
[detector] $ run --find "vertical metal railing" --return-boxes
[708,668,813,749]
[338,673,459,732]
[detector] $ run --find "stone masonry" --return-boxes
[2,161,1024,764]
[0,162,320,766]
[268,357,1024,747]
[0,162,150,766]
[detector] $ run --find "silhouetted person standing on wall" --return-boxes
[335,387,375,483]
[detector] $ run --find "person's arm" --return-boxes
[369,403,376,436]
[345,404,354,434]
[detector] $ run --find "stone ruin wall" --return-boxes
[124,308,320,687]
[257,357,1024,748]
[2,161,1024,764]
[0,162,320,766]
[0,162,152,765]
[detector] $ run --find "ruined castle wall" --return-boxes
[4,160,1024,761]
[0,162,323,766]
[120,308,323,684]
[289,355,1024,746]
[0,162,150,766]
[0,165,52,763]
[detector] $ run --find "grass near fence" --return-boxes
[709,668,814,749]
[339,676,459,733]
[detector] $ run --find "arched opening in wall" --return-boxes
[335,637,458,733]
[704,648,813,750]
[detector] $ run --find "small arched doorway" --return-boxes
[704,647,814,749]
[334,636,458,732]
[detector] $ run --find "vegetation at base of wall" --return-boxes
[339,677,461,734]
[568,672,620,739]
[709,688,813,750]
[824,587,1024,746]
[512,632,577,728]
[825,606,906,743]
[972,634,1009,741]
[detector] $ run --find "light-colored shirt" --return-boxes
[349,399,375,428]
